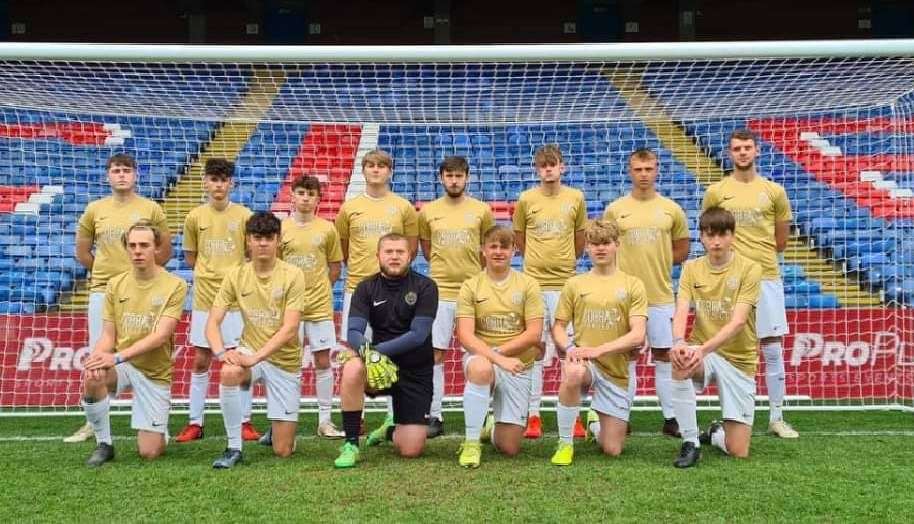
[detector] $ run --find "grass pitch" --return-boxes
[3,410,913,522]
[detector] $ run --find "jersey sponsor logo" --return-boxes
[694,298,734,322]
[121,312,155,334]
[480,312,522,333]
[434,228,472,248]
[624,227,660,246]
[373,299,387,307]
[404,291,418,306]
[580,307,623,330]
[202,238,238,257]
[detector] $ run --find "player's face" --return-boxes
[482,239,514,270]
[292,187,320,214]
[628,157,658,191]
[586,239,618,267]
[125,229,158,270]
[204,174,233,201]
[247,233,279,262]
[536,160,565,185]
[107,163,136,193]
[363,160,392,186]
[377,238,410,277]
[700,230,734,257]
[729,138,758,170]
[440,169,468,198]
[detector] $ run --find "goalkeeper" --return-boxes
[334,233,438,469]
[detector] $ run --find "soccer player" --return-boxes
[418,156,495,438]
[333,233,438,468]
[604,148,689,437]
[80,221,187,466]
[702,129,798,439]
[550,219,647,466]
[335,149,418,434]
[279,174,345,439]
[669,207,762,468]
[175,158,259,443]
[512,144,586,439]
[207,212,306,469]
[456,226,544,468]
[68,153,171,443]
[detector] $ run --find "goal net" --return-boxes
[1,42,912,415]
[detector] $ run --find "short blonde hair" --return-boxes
[121,219,163,248]
[483,225,515,247]
[362,149,393,169]
[533,144,564,166]
[585,219,620,244]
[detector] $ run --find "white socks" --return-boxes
[711,426,729,454]
[654,361,675,419]
[556,402,579,444]
[627,360,637,405]
[240,385,253,423]
[463,382,490,441]
[431,363,445,421]
[188,371,209,426]
[672,378,699,445]
[83,396,112,445]
[220,385,243,450]
[529,360,544,416]
[315,367,334,425]
[762,342,786,422]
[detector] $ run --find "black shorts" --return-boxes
[372,366,432,426]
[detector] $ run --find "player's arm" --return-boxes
[456,317,526,375]
[85,318,179,371]
[205,305,229,356]
[420,239,432,263]
[374,281,437,357]
[184,251,197,268]
[552,318,572,353]
[497,318,543,358]
[182,211,197,268]
[249,308,301,363]
[573,197,587,259]
[697,303,752,356]
[589,316,646,358]
[774,220,790,253]
[345,283,371,349]
[328,261,341,285]
[340,238,349,263]
[155,229,172,265]
[75,234,94,270]
[514,231,526,255]
[672,238,690,264]
[407,235,419,262]
[574,230,585,259]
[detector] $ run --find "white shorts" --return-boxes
[463,353,531,427]
[585,361,632,422]
[541,290,572,360]
[240,347,302,422]
[431,300,457,349]
[692,352,756,426]
[298,319,337,352]
[88,292,105,349]
[756,279,789,339]
[341,291,373,344]
[114,362,171,436]
[646,304,675,349]
[189,309,243,349]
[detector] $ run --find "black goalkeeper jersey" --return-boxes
[349,270,438,369]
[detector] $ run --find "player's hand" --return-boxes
[575,347,601,360]
[683,345,704,373]
[84,351,116,371]
[225,350,257,368]
[564,346,582,364]
[85,367,107,382]
[670,344,692,369]
[496,355,525,375]
[360,343,398,390]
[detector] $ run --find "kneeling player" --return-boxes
[81,221,187,467]
[670,207,762,468]
[456,226,544,468]
[550,219,647,465]
[207,212,306,469]
[334,233,438,468]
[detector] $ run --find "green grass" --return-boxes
[3,410,914,522]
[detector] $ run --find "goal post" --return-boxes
[0,40,912,416]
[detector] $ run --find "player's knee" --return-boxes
[273,443,294,458]
[651,349,671,362]
[466,358,493,384]
[192,348,212,372]
[220,364,245,385]
[499,443,521,457]
[600,441,623,457]
[562,362,586,386]
[671,367,691,381]
[312,350,331,370]
[340,359,365,385]
[397,443,424,458]
[138,444,164,460]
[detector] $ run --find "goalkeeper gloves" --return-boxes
[360,343,399,390]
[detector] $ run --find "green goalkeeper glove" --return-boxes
[360,343,399,390]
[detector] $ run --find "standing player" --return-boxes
[207,212,306,469]
[279,174,345,439]
[549,219,647,465]
[175,158,259,443]
[604,148,689,437]
[512,144,586,439]
[68,153,171,443]
[418,156,495,438]
[333,233,438,468]
[335,149,418,436]
[456,226,544,468]
[702,129,797,439]
[670,207,761,468]
[80,221,187,466]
